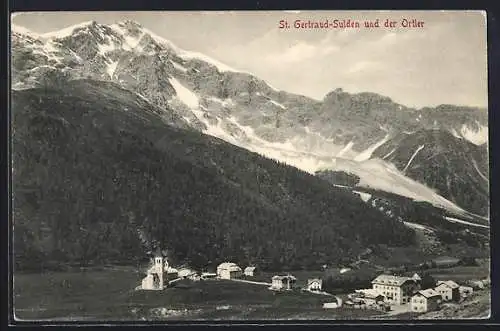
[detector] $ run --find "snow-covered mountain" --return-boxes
[372,129,489,216]
[10,20,489,216]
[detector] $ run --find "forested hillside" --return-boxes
[12,79,416,272]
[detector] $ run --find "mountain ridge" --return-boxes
[13,79,424,271]
[11,20,490,216]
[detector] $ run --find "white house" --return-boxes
[217,262,243,279]
[435,280,460,302]
[306,278,323,291]
[410,289,441,312]
[371,274,419,305]
[244,266,257,277]
[270,275,297,291]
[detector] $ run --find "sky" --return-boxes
[11,11,488,108]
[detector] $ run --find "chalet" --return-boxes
[306,278,323,291]
[270,275,297,291]
[217,262,243,280]
[354,289,386,306]
[435,280,460,302]
[371,274,419,305]
[410,289,442,312]
[244,266,257,277]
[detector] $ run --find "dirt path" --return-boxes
[229,279,271,286]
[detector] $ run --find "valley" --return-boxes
[10,17,491,322]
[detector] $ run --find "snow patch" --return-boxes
[460,122,488,145]
[471,159,489,182]
[171,60,188,73]
[98,41,115,55]
[444,217,489,229]
[106,61,118,78]
[268,100,286,109]
[140,27,241,73]
[403,144,425,173]
[403,221,434,232]
[108,23,144,50]
[450,128,462,139]
[226,118,337,173]
[265,81,281,92]
[323,158,466,214]
[336,141,354,158]
[353,191,372,202]
[168,77,199,109]
[136,93,149,102]
[207,96,235,107]
[382,148,397,160]
[354,134,391,162]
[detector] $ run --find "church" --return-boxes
[139,249,177,290]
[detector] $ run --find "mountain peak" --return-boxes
[39,20,102,39]
[116,20,143,29]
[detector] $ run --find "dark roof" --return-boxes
[436,280,460,289]
[414,289,441,299]
[372,274,413,286]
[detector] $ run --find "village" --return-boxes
[135,249,491,317]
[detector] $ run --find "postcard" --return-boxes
[10,10,490,322]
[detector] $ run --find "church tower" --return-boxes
[153,250,164,289]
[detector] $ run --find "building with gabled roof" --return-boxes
[435,280,460,301]
[437,280,459,289]
[371,274,419,305]
[354,289,386,306]
[216,262,242,279]
[270,275,296,291]
[411,288,442,312]
[459,285,473,298]
[306,278,322,291]
[244,266,257,277]
[140,251,167,290]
